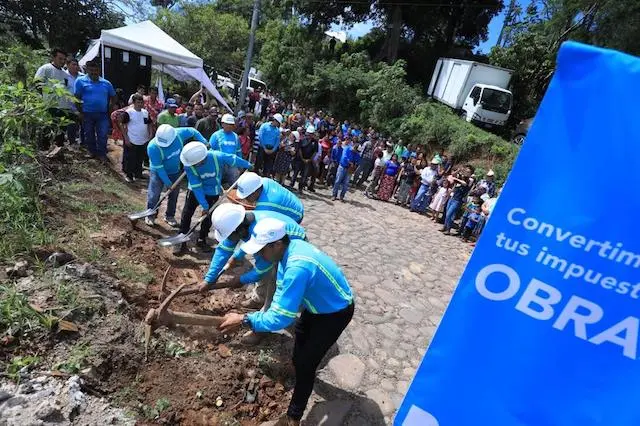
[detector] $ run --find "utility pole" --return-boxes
[237,0,260,114]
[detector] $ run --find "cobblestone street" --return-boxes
[280,184,473,425]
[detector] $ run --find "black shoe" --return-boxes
[308,187,316,193]
[173,243,188,256]
[196,239,213,253]
[135,173,147,180]
[124,175,134,183]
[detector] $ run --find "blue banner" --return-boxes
[395,42,640,426]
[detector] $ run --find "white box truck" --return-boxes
[428,58,514,128]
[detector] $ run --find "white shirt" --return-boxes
[34,63,70,109]
[421,167,436,186]
[125,107,150,145]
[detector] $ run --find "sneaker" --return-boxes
[144,217,155,226]
[164,217,179,228]
[124,175,134,183]
[196,238,213,253]
[240,299,263,310]
[331,196,337,201]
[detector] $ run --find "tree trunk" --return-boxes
[386,4,402,63]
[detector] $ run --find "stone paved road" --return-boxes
[288,184,473,425]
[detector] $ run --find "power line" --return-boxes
[295,0,502,8]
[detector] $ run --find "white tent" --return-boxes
[79,20,232,112]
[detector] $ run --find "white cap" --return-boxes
[306,125,316,134]
[156,124,177,147]
[486,169,495,177]
[236,172,263,199]
[221,113,236,125]
[211,203,246,242]
[291,131,300,142]
[180,141,208,167]
[241,218,287,255]
[272,113,283,124]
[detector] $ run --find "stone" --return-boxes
[363,389,395,416]
[35,401,61,420]
[399,308,423,325]
[367,358,380,370]
[386,358,401,368]
[380,378,395,392]
[382,369,397,378]
[428,296,446,310]
[303,399,353,426]
[394,349,407,359]
[402,367,415,378]
[396,380,410,394]
[46,252,75,268]
[4,396,27,408]
[0,390,12,403]
[327,354,365,390]
[408,262,423,274]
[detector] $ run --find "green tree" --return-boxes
[0,0,124,53]
[154,3,250,75]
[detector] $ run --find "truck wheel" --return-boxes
[512,134,525,145]
[459,110,467,120]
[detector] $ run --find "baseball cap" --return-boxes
[165,98,178,108]
[241,218,287,255]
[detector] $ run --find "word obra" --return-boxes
[476,264,638,360]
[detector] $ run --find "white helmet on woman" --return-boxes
[180,142,208,167]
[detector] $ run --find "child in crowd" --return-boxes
[364,150,385,198]
[429,178,450,222]
[461,204,481,242]
[395,156,417,207]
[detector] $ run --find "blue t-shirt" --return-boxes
[74,75,116,113]
[209,129,242,157]
[255,178,304,222]
[339,145,360,168]
[258,122,280,150]
[385,161,400,176]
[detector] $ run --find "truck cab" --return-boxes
[461,84,512,128]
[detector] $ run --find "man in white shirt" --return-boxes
[410,157,441,213]
[118,94,152,182]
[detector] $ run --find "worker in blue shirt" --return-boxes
[199,204,306,344]
[145,125,207,228]
[209,113,243,185]
[325,139,343,186]
[332,140,361,201]
[219,218,354,425]
[233,172,304,223]
[257,113,283,176]
[175,141,251,254]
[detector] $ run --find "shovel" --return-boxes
[157,171,247,247]
[127,172,186,221]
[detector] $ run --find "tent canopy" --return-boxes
[79,21,232,112]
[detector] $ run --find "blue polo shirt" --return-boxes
[74,75,116,113]
[339,145,360,168]
[254,178,304,222]
[258,122,281,150]
[209,129,242,157]
[147,127,207,186]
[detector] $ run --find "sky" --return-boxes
[331,5,510,54]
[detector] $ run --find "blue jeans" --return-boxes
[332,165,350,199]
[411,183,431,212]
[147,172,180,220]
[82,112,109,157]
[444,198,462,231]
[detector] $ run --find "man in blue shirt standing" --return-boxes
[176,142,251,254]
[209,113,242,185]
[74,60,116,164]
[332,140,360,202]
[257,113,283,177]
[219,218,354,425]
[146,125,208,228]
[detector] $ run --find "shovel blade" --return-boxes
[127,208,157,221]
[157,232,192,247]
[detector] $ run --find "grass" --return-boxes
[115,260,154,285]
[5,355,40,382]
[54,342,92,374]
[1,284,57,339]
[140,398,171,420]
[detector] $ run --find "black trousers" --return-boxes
[291,159,316,190]
[287,303,354,420]
[123,143,146,178]
[256,147,276,177]
[179,191,219,240]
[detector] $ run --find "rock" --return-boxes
[218,344,232,358]
[80,366,99,380]
[382,369,397,378]
[259,375,274,388]
[0,390,12,403]
[396,380,410,394]
[46,252,75,268]
[402,367,415,378]
[386,358,401,368]
[398,308,423,325]
[367,358,380,370]
[380,379,395,392]
[18,383,34,394]
[35,401,60,420]
[303,399,353,425]
[6,260,29,278]
[363,389,395,416]
[4,395,27,408]
[327,354,365,390]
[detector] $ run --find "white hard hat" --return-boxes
[272,113,283,124]
[180,142,208,167]
[236,172,263,199]
[156,124,177,147]
[306,125,316,134]
[221,113,236,125]
[212,203,246,242]
[241,217,286,255]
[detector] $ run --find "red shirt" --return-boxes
[240,135,252,158]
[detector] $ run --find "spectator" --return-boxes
[273,130,296,185]
[257,113,283,177]
[291,125,318,193]
[352,136,375,188]
[178,103,194,127]
[157,99,180,127]
[143,87,163,126]
[195,106,219,140]
[325,138,343,186]
[395,156,417,207]
[364,150,385,198]
[74,60,116,163]
[64,56,83,145]
[119,94,152,182]
[441,164,474,235]
[128,84,145,105]
[410,158,441,213]
[377,154,400,201]
[332,139,359,202]
[239,127,252,160]
[475,169,497,198]
[209,113,243,185]
[34,47,74,150]
[461,204,481,242]
[429,178,451,222]
[187,103,204,127]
